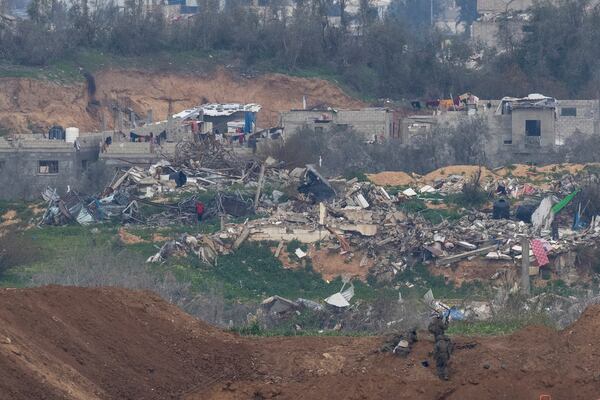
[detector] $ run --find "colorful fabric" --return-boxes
[531,239,549,267]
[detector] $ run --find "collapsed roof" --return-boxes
[496,93,558,114]
[172,103,262,120]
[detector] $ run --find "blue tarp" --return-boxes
[244,112,255,134]
[443,307,465,321]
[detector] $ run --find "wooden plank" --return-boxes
[436,244,497,266]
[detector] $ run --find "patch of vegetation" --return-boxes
[286,239,308,255]
[230,320,370,337]
[420,208,462,224]
[531,279,583,297]
[447,314,553,336]
[343,170,369,182]
[395,264,488,300]
[175,241,382,302]
[396,198,461,223]
[397,198,427,213]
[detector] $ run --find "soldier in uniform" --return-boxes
[434,334,453,380]
[428,312,453,380]
[428,313,448,339]
[379,328,418,357]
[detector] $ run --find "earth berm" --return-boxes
[0,286,594,399]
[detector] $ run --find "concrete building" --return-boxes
[0,134,102,200]
[280,108,401,140]
[471,13,525,49]
[476,0,532,13]
[400,96,600,166]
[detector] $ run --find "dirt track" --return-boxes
[0,286,597,399]
[0,69,364,134]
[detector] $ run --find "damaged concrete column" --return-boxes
[254,164,266,208]
[521,238,531,295]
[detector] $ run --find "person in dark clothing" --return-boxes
[428,314,448,339]
[496,182,507,195]
[429,313,453,380]
[434,334,453,380]
[195,201,205,222]
[379,328,418,357]
[248,135,257,154]
[551,218,559,240]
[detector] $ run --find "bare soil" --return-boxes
[117,227,147,244]
[367,171,415,186]
[0,68,364,134]
[422,165,499,183]
[310,247,372,281]
[1,286,599,399]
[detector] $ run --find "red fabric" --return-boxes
[195,202,205,215]
[531,239,549,267]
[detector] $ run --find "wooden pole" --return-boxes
[254,164,266,208]
[521,238,530,295]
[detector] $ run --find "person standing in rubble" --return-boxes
[195,201,205,223]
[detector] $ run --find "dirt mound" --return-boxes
[422,165,499,183]
[0,68,364,134]
[0,286,252,400]
[496,163,600,178]
[367,171,415,186]
[4,287,600,399]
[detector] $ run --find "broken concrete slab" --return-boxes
[333,223,378,237]
[249,225,330,243]
[437,244,498,265]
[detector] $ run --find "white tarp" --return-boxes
[532,196,554,233]
[402,188,417,197]
[324,292,350,308]
[172,103,262,119]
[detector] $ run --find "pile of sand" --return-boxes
[367,171,415,186]
[422,165,499,183]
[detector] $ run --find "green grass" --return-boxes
[448,314,553,336]
[0,48,232,83]
[231,320,371,337]
[444,190,489,208]
[174,242,344,301]
[396,198,462,224]
[392,263,488,300]
[0,223,120,287]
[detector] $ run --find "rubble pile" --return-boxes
[38,147,600,294]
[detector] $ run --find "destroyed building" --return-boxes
[471,0,600,48]
[0,103,263,200]
[401,95,600,165]
[280,108,401,140]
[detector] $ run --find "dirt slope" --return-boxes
[0,286,252,400]
[0,69,364,134]
[2,286,599,400]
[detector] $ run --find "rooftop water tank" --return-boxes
[65,127,79,143]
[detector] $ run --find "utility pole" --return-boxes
[430,0,433,26]
[521,237,530,295]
